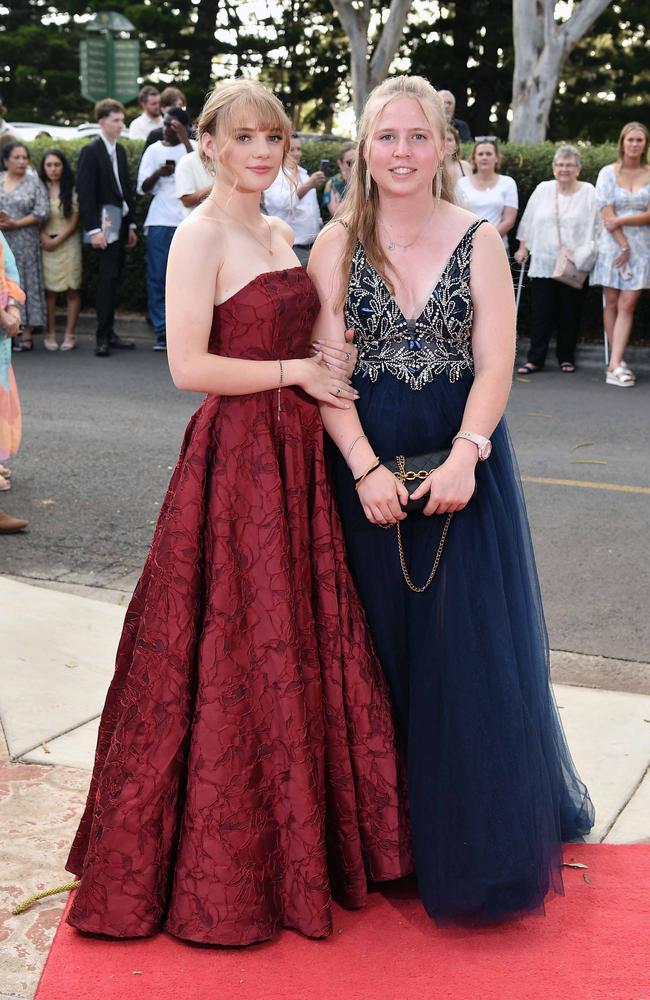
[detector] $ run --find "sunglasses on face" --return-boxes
[475,136,498,144]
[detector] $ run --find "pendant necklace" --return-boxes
[208,196,274,255]
[382,211,435,252]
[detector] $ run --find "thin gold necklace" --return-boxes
[208,196,274,256]
[381,211,435,251]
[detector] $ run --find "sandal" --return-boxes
[60,334,77,352]
[18,336,33,351]
[0,464,11,478]
[517,362,542,375]
[44,335,59,351]
[606,365,635,388]
[0,474,10,492]
[560,362,576,373]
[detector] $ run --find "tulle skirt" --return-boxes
[333,368,594,925]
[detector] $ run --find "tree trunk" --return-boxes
[510,0,612,143]
[329,0,414,120]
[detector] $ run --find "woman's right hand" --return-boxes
[297,354,359,409]
[356,465,408,525]
[514,246,528,264]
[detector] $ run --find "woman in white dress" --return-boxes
[514,145,598,374]
[455,138,518,251]
[591,122,650,387]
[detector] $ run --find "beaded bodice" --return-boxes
[344,219,484,389]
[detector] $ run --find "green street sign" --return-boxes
[80,12,140,104]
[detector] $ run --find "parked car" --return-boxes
[7,121,101,141]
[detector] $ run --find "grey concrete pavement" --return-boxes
[4,331,649,684]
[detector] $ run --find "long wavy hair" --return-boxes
[38,149,76,219]
[197,79,293,181]
[335,76,455,307]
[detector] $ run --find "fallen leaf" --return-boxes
[42,743,50,754]
[33,498,56,507]
[570,442,594,451]
[562,861,588,869]
[65,660,78,669]
[131,971,143,975]
[515,376,530,383]
[571,459,608,465]
[583,873,592,885]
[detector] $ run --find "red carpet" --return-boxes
[35,845,649,1000]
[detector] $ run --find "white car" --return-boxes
[7,121,101,142]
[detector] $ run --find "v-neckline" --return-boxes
[363,220,480,324]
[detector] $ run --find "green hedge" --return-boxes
[22,137,646,342]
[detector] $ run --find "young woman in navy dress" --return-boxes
[309,76,594,925]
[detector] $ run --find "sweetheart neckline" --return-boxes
[213,266,307,312]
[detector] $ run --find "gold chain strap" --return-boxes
[396,513,453,592]
[395,454,452,593]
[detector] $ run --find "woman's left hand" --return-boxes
[0,217,16,231]
[411,453,476,515]
[312,328,358,380]
[604,216,622,232]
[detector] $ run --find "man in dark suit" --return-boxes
[76,98,138,357]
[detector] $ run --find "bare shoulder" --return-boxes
[473,219,505,251]
[267,214,294,246]
[173,212,226,252]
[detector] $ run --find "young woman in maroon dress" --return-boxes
[65,79,411,946]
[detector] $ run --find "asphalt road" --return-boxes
[3,336,649,669]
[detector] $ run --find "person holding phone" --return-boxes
[264,132,324,265]
[137,107,196,350]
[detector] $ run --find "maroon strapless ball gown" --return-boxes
[65,267,412,946]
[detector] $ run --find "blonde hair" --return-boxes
[336,76,454,306]
[617,121,649,165]
[197,78,292,177]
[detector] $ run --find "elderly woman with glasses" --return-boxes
[514,145,598,375]
[455,137,518,251]
[322,143,357,217]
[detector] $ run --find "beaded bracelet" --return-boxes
[346,434,368,464]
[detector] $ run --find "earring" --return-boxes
[364,167,371,199]
[434,166,442,200]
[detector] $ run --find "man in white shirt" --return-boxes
[137,107,196,350]
[175,149,213,218]
[263,134,325,266]
[129,86,162,140]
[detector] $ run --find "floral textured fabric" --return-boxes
[344,221,482,388]
[66,267,412,946]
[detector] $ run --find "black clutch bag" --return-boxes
[383,450,451,514]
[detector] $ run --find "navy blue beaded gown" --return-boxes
[333,220,594,925]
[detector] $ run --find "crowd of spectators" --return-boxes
[0,84,648,385]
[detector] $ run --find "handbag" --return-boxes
[552,184,589,289]
[383,451,454,593]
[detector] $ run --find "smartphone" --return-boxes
[319,158,330,175]
[165,159,176,173]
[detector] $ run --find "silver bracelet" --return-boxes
[277,359,283,421]
[346,433,367,465]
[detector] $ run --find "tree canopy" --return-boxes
[1,0,647,140]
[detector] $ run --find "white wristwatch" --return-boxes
[452,430,492,461]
